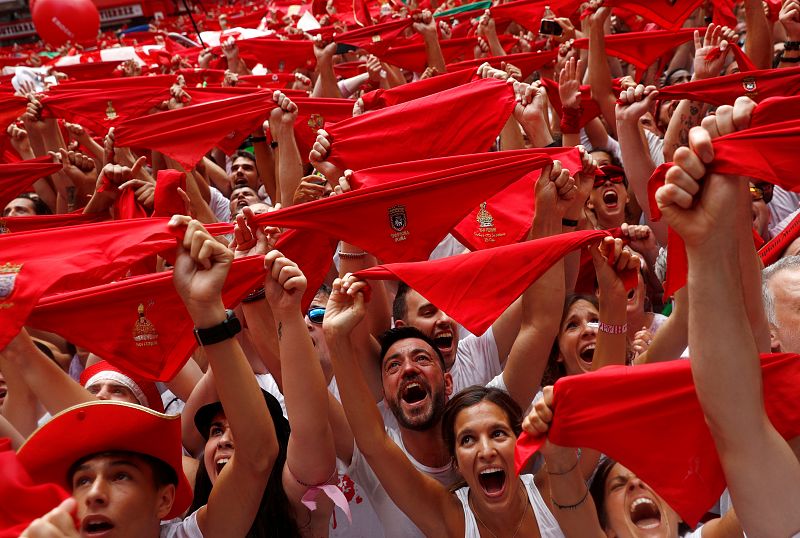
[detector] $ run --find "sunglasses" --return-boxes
[593,165,627,189]
[750,184,773,204]
[307,307,325,324]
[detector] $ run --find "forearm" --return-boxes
[201,156,232,198]
[500,116,525,150]
[544,450,605,537]
[276,310,336,483]
[593,288,628,369]
[744,0,773,69]
[274,125,303,207]
[423,33,447,74]
[616,118,656,220]
[739,226,771,353]
[251,141,276,202]
[242,300,282,386]
[587,25,617,137]
[636,287,688,364]
[663,99,703,162]
[520,115,553,148]
[0,413,24,450]
[312,58,343,98]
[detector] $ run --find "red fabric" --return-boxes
[446,49,559,80]
[182,86,308,106]
[254,152,552,263]
[325,78,516,171]
[29,255,266,381]
[334,17,413,54]
[604,0,702,31]
[360,68,477,112]
[176,68,226,87]
[382,35,517,72]
[760,211,800,266]
[153,169,187,218]
[514,353,800,528]
[0,95,27,132]
[275,228,339,312]
[539,78,602,129]
[356,229,636,335]
[292,97,357,162]
[238,72,299,88]
[711,0,737,29]
[48,74,175,93]
[489,0,583,32]
[114,185,149,220]
[572,28,699,70]
[751,94,800,128]
[0,438,71,538]
[0,156,62,210]
[114,90,276,169]
[0,218,232,350]
[213,37,316,73]
[0,212,107,234]
[55,60,124,81]
[657,67,800,107]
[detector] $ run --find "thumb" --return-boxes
[131,156,147,176]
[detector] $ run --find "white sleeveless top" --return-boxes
[454,474,564,538]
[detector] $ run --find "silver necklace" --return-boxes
[468,482,529,538]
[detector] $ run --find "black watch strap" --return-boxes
[194,310,241,346]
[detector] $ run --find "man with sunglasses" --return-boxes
[587,162,629,230]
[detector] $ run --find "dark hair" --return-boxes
[392,281,411,322]
[589,457,691,534]
[10,192,52,215]
[440,386,522,463]
[378,326,446,369]
[589,148,623,169]
[541,293,600,387]
[233,150,257,165]
[68,451,177,490]
[190,398,300,538]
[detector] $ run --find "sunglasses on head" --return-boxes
[593,165,627,189]
[750,183,773,204]
[307,307,325,324]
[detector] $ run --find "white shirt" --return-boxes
[449,327,501,394]
[209,187,231,223]
[160,511,202,538]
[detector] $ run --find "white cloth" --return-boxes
[160,510,202,537]
[769,186,800,228]
[209,186,231,223]
[343,427,461,538]
[449,327,501,394]
[454,474,564,538]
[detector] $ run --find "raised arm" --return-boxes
[655,97,800,537]
[414,10,447,74]
[584,5,617,138]
[170,216,277,538]
[268,91,303,207]
[323,279,460,536]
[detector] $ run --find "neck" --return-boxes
[597,213,625,230]
[399,423,450,468]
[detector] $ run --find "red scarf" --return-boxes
[514,353,800,528]
[0,212,107,234]
[760,211,800,267]
[325,78,516,171]
[360,68,477,112]
[573,28,699,71]
[153,169,187,218]
[291,97,357,162]
[114,90,275,169]
[334,17,413,54]
[213,37,315,73]
[254,152,552,263]
[0,95,28,133]
[0,156,62,210]
[446,49,559,80]
[29,255,266,381]
[56,60,125,81]
[539,78,602,129]
[604,0,702,31]
[381,35,517,72]
[657,67,800,106]
[355,229,635,335]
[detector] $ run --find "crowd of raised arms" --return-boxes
[3,0,800,537]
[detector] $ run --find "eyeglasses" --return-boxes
[750,183,773,204]
[593,165,627,189]
[307,307,325,324]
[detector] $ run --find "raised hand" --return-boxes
[781,0,800,41]
[535,160,577,219]
[308,129,343,181]
[292,176,329,204]
[231,205,281,257]
[615,84,659,122]
[269,90,298,127]
[558,56,583,110]
[322,274,370,337]
[263,249,307,314]
[412,9,437,38]
[20,498,80,538]
[592,236,640,295]
[693,24,728,81]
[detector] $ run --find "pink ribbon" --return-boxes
[300,484,352,523]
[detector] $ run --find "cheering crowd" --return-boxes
[2,0,800,536]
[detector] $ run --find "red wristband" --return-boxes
[560,106,582,134]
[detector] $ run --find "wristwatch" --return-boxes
[194,310,241,346]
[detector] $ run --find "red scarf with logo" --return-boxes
[657,67,800,106]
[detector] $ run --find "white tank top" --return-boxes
[454,474,565,538]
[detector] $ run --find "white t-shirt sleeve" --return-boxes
[449,327,501,393]
[209,187,231,223]
[160,511,203,538]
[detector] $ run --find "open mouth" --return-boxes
[235,199,248,210]
[82,517,114,536]
[629,497,661,529]
[602,189,619,207]
[433,331,453,350]
[401,382,428,404]
[627,288,636,300]
[215,457,230,475]
[478,467,506,496]
[0,388,6,400]
[579,343,595,363]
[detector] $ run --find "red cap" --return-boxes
[17,401,192,520]
[80,360,165,413]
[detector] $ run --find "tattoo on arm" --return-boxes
[278,321,282,341]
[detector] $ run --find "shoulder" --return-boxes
[161,511,203,538]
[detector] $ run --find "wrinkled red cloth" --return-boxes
[275,228,339,312]
[56,60,125,81]
[114,90,276,169]
[29,255,266,381]
[292,97,357,162]
[360,68,477,112]
[153,169,187,218]
[604,0,702,31]
[572,28,700,70]
[760,211,800,266]
[381,35,516,72]
[47,74,175,93]
[657,67,800,106]
[325,78,516,171]
[0,212,107,234]
[751,95,800,128]
[446,49,559,80]
[0,218,232,350]
[0,438,71,538]
[254,152,552,263]
[0,156,62,210]
[41,87,170,133]
[356,229,635,335]
[334,17,413,54]
[490,0,584,32]
[0,95,28,132]
[213,37,315,73]
[514,353,800,528]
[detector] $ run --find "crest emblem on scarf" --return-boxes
[0,262,22,304]
[476,202,494,228]
[388,205,407,232]
[105,100,118,121]
[308,114,324,131]
[133,303,159,347]
[742,77,757,94]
